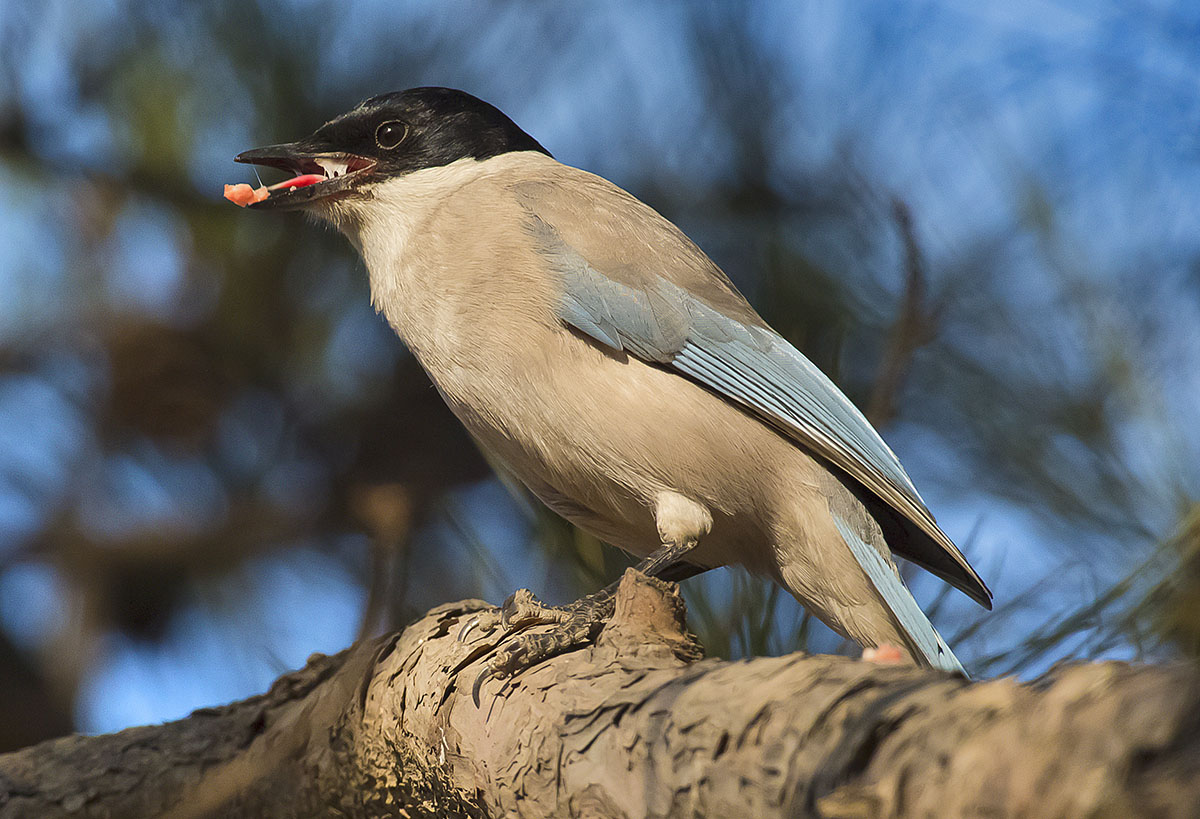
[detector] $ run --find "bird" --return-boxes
[231,87,991,695]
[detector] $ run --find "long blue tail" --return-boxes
[832,513,966,675]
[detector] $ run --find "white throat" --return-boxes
[337,158,483,293]
[318,153,546,323]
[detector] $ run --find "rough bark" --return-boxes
[1,570,1197,819]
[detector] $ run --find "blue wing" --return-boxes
[530,214,991,610]
[833,513,965,673]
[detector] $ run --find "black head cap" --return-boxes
[316,87,550,176]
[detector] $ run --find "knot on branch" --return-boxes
[600,569,704,663]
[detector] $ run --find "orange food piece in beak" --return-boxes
[224,183,270,207]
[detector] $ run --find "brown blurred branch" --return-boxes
[1,572,1198,818]
[352,482,413,640]
[867,199,940,427]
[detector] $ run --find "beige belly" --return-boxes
[428,326,818,576]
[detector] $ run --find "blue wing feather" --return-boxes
[560,289,623,351]
[832,513,966,674]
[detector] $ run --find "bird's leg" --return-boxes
[464,537,698,705]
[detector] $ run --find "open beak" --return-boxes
[233,139,376,211]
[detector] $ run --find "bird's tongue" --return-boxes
[269,173,325,191]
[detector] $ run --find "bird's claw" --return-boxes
[463,590,613,707]
[457,614,478,642]
[456,589,558,646]
[457,612,495,643]
[472,664,497,707]
[468,629,551,707]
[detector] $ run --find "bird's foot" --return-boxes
[456,588,572,642]
[461,588,614,706]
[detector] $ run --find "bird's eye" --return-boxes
[375,120,408,150]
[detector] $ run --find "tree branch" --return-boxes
[2,571,1197,818]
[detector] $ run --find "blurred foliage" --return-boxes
[0,0,1198,750]
[1146,504,1200,659]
